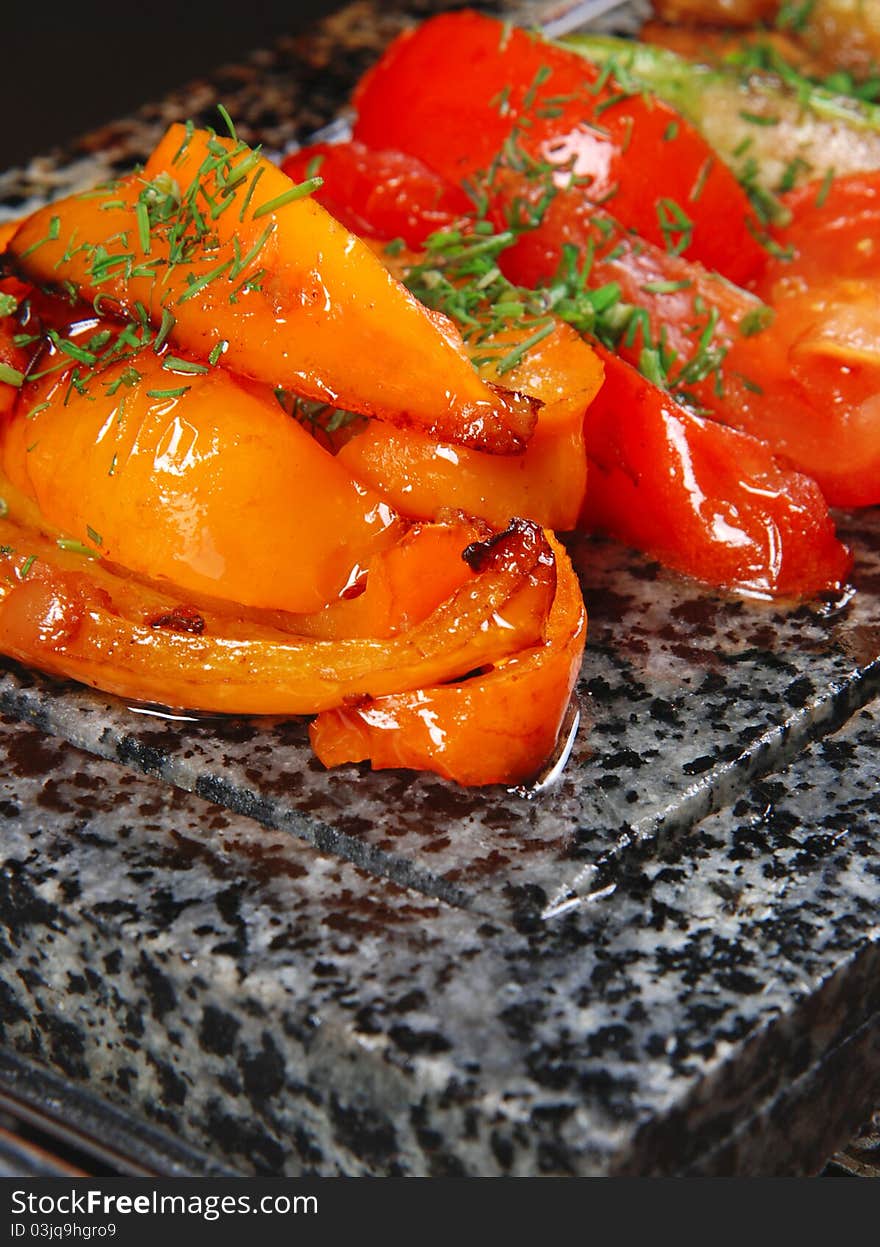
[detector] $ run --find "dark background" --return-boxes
[1,2,348,170]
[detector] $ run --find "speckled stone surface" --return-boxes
[0,702,878,1176]
[0,0,879,1175]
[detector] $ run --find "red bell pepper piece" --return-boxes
[352,9,765,284]
[281,141,471,249]
[764,171,880,288]
[500,185,880,508]
[277,136,853,597]
[583,347,852,599]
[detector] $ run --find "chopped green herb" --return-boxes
[776,0,817,33]
[177,258,234,304]
[641,279,693,295]
[153,308,176,353]
[18,215,60,260]
[689,157,714,204]
[656,198,694,256]
[639,346,668,390]
[738,111,780,127]
[238,166,265,224]
[135,200,151,255]
[251,177,323,220]
[779,156,810,194]
[739,306,776,337]
[216,104,237,141]
[816,167,836,208]
[56,538,99,559]
[146,386,190,399]
[162,356,209,375]
[496,320,555,374]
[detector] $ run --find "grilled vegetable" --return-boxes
[337,320,603,532]
[8,125,536,454]
[310,531,585,787]
[583,347,852,598]
[0,507,553,716]
[2,334,403,615]
[352,9,765,284]
[289,131,853,591]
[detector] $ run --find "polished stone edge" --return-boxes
[0,665,476,911]
[0,1047,236,1177]
[3,649,879,927]
[686,1010,880,1177]
[550,658,880,916]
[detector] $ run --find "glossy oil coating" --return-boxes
[2,345,401,614]
[9,126,536,454]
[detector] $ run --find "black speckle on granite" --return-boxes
[203,1102,286,1177]
[136,953,177,1022]
[239,1032,286,1106]
[199,1005,240,1058]
[148,1055,188,1107]
[37,1011,89,1081]
[330,1095,399,1168]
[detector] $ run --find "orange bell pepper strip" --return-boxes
[582,348,852,599]
[1,338,403,616]
[337,320,602,530]
[310,532,584,786]
[352,10,765,284]
[290,519,485,640]
[0,514,555,715]
[7,125,536,454]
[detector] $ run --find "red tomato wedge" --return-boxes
[352,9,765,284]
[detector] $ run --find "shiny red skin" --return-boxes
[502,183,880,507]
[583,347,852,599]
[765,172,880,288]
[282,142,471,249]
[352,9,765,283]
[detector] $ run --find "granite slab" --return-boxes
[1,0,879,1175]
[0,700,878,1176]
